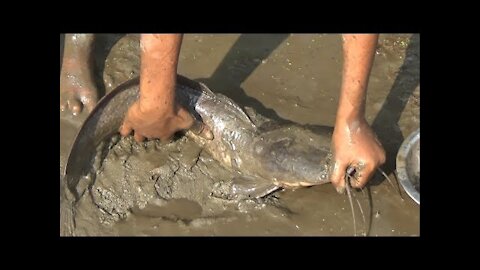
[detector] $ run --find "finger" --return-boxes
[176,107,195,130]
[330,159,349,194]
[60,90,74,112]
[157,132,175,143]
[83,97,97,113]
[189,120,214,140]
[77,87,98,113]
[134,132,145,143]
[379,149,386,165]
[60,98,68,112]
[68,99,82,116]
[176,107,214,140]
[352,162,376,189]
[119,122,133,137]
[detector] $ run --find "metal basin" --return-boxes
[396,128,420,204]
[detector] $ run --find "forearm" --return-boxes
[139,34,183,113]
[336,34,378,125]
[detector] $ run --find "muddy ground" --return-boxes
[60,34,420,236]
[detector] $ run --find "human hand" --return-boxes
[330,118,385,193]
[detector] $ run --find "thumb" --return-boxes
[175,108,214,140]
[189,120,214,140]
[83,97,97,113]
[175,107,195,130]
[119,121,133,137]
[351,163,375,189]
[330,158,349,194]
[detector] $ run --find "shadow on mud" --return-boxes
[370,34,420,186]
[196,34,291,124]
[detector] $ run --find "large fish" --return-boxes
[61,75,335,235]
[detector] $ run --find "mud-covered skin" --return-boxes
[60,34,98,115]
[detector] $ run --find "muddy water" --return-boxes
[60,34,420,236]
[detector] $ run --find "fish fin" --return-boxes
[231,175,281,199]
[60,201,76,236]
[60,175,77,236]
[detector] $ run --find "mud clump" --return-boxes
[84,134,286,228]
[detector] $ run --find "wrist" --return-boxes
[138,75,177,116]
[335,109,366,127]
[335,100,365,124]
[138,98,175,116]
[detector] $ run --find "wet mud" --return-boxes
[60,34,420,236]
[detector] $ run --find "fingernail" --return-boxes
[191,121,214,140]
[350,181,360,189]
[203,129,214,140]
[190,121,203,134]
[336,186,345,194]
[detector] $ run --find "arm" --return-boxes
[138,34,182,115]
[120,34,211,142]
[330,34,386,193]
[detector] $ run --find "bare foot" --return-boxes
[60,34,98,115]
